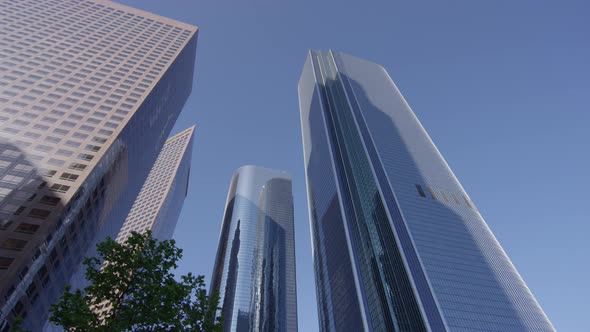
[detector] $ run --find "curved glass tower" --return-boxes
[210,165,298,332]
[298,50,554,332]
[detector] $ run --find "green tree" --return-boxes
[49,231,222,332]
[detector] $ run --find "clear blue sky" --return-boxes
[117,1,589,330]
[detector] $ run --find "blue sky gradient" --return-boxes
[116,1,589,330]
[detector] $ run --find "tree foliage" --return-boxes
[49,231,222,331]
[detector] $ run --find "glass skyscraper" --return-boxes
[298,50,554,332]
[0,0,198,329]
[210,165,298,332]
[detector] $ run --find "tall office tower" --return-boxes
[210,165,298,332]
[0,0,198,329]
[89,126,194,321]
[298,50,554,332]
[115,126,194,243]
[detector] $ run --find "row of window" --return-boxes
[1,24,185,81]
[0,119,114,143]
[0,158,87,175]
[0,143,95,176]
[0,238,28,252]
[0,0,193,182]
[1,204,51,219]
[0,110,110,145]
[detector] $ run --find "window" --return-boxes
[59,173,79,182]
[0,256,15,269]
[1,238,27,251]
[463,195,473,208]
[49,248,58,263]
[12,191,30,200]
[14,206,26,216]
[2,127,19,134]
[42,116,57,123]
[69,163,87,171]
[415,185,426,197]
[78,153,94,161]
[15,223,40,234]
[451,193,461,205]
[48,158,65,166]
[45,136,61,144]
[26,282,37,297]
[80,125,95,132]
[56,149,73,157]
[28,208,51,219]
[0,219,13,230]
[53,128,69,136]
[0,188,12,197]
[85,145,100,152]
[40,196,61,206]
[2,149,20,157]
[49,184,70,193]
[25,132,41,139]
[428,187,437,200]
[13,164,34,173]
[65,140,81,148]
[13,120,29,127]
[2,175,24,184]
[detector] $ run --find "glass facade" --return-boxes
[0,0,198,330]
[298,50,554,332]
[210,166,298,332]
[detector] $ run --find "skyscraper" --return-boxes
[114,126,194,243]
[90,126,194,321]
[210,165,298,332]
[0,0,198,329]
[298,50,554,332]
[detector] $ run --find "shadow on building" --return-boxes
[0,141,128,331]
[305,68,549,330]
[0,142,67,331]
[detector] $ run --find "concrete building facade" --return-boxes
[0,0,198,329]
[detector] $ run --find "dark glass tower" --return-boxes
[298,50,554,332]
[210,165,298,332]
